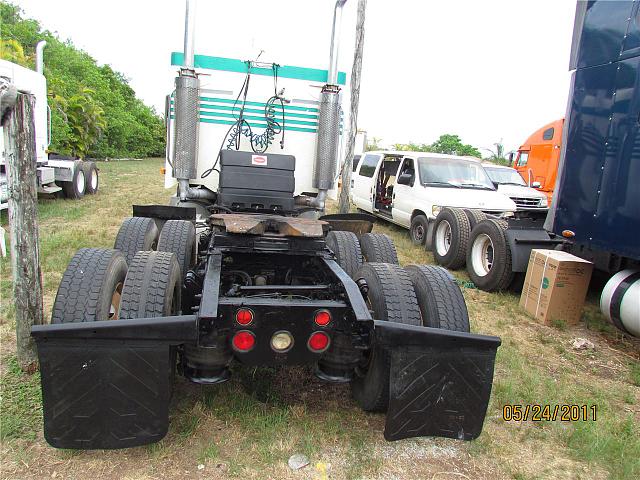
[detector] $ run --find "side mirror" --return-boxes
[532,181,541,188]
[507,152,514,165]
[492,181,500,190]
[397,173,413,186]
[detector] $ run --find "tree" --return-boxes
[0,39,29,66]
[0,3,165,159]
[54,87,106,158]
[391,134,481,157]
[483,140,510,165]
[392,141,429,152]
[429,134,481,157]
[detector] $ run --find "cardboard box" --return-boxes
[520,249,593,325]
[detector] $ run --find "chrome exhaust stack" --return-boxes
[173,0,208,201]
[35,41,47,74]
[311,0,347,210]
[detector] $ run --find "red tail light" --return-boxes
[308,332,330,352]
[236,308,254,325]
[314,310,331,326]
[232,331,256,352]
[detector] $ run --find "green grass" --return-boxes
[0,356,42,440]
[629,362,640,387]
[366,212,640,479]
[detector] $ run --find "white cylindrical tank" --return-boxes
[600,269,640,337]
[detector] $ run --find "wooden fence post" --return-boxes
[338,0,367,213]
[3,93,43,372]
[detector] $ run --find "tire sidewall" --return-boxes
[83,161,99,194]
[352,265,390,410]
[432,208,467,268]
[143,220,160,251]
[467,220,511,290]
[163,259,182,315]
[96,253,128,319]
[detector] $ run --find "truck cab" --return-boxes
[351,150,516,242]
[512,119,563,204]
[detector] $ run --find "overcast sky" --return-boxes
[12,0,577,154]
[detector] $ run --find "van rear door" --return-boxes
[351,153,381,212]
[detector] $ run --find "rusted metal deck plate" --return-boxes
[210,214,328,237]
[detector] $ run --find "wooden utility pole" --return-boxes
[338,0,367,213]
[3,93,43,372]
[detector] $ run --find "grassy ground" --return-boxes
[1,158,638,479]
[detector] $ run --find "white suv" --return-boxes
[350,151,516,245]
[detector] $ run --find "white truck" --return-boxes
[482,163,548,212]
[350,151,516,252]
[0,43,99,209]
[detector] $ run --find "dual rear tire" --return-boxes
[114,217,195,278]
[51,248,181,324]
[351,262,470,412]
[54,217,197,324]
[326,230,399,278]
[56,160,99,199]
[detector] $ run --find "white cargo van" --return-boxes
[350,151,516,245]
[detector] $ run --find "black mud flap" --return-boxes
[32,316,197,449]
[374,321,501,441]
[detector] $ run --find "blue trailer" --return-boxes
[465,0,640,336]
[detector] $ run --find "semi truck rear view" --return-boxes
[29,0,501,449]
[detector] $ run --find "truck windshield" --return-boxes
[418,157,495,190]
[484,167,527,186]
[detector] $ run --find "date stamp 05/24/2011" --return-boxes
[502,404,597,422]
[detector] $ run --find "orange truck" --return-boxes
[510,119,563,204]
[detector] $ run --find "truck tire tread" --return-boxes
[464,209,487,230]
[325,230,363,278]
[351,262,421,412]
[157,220,196,279]
[405,264,470,332]
[51,248,127,323]
[114,217,159,265]
[360,233,399,264]
[119,251,181,319]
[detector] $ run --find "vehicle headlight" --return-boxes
[540,197,548,207]
[432,205,442,217]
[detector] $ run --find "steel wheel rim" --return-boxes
[109,282,123,319]
[413,223,425,242]
[90,169,98,190]
[471,234,494,277]
[435,220,452,256]
[76,170,86,194]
